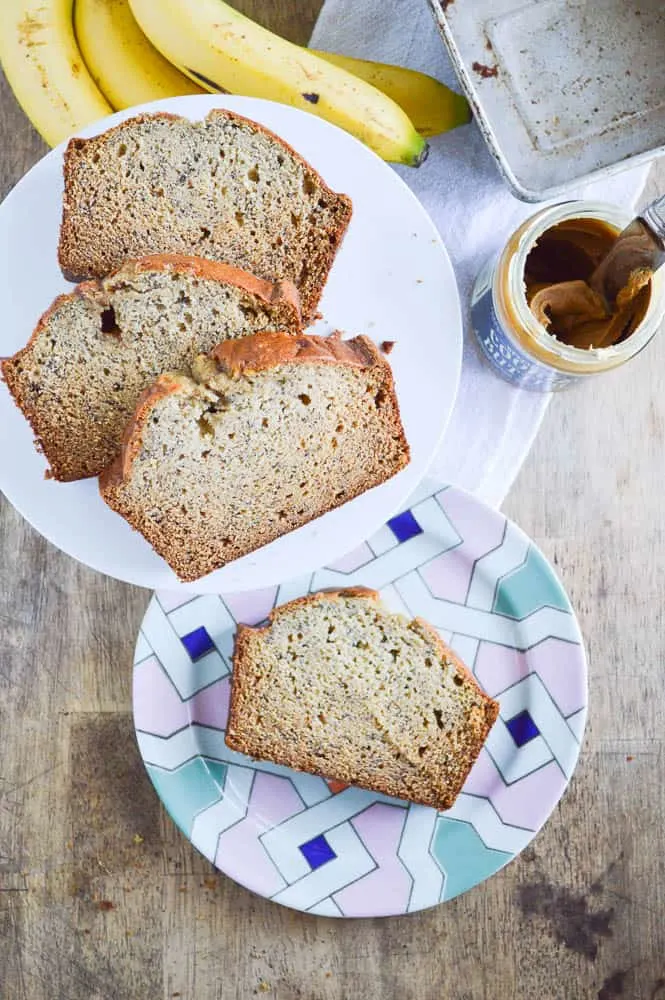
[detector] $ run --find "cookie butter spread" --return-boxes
[524,218,652,350]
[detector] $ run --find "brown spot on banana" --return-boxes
[185,69,228,94]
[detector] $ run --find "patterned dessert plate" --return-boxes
[133,482,587,917]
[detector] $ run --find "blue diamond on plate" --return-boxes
[387,509,423,543]
[298,834,337,870]
[180,626,215,661]
[506,710,540,747]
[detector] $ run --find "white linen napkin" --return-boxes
[310,0,650,506]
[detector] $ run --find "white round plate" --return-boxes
[0,95,462,592]
[133,483,587,917]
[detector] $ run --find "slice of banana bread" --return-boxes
[226,588,499,810]
[58,109,352,320]
[99,331,410,581]
[2,255,301,481]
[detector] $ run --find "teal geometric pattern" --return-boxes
[146,758,227,836]
[433,817,512,901]
[203,759,229,791]
[493,545,570,619]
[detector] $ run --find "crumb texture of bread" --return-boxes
[225,589,499,810]
[99,332,410,581]
[58,110,352,320]
[1,256,301,481]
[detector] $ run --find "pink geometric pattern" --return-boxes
[490,761,568,830]
[189,677,231,730]
[474,642,530,696]
[222,587,278,626]
[333,804,411,916]
[526,638,587,716]
[462,749,567,830]
[215,772,305,897]
[421,488,506,603]
[473,637,585,716]
[134,656,188,736]
[327,542,375,574]
[157,591,195,613]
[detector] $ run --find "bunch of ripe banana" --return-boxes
[0,0,471,164]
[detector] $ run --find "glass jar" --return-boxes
[470,200,665,390]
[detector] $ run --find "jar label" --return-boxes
[471,260,580,390]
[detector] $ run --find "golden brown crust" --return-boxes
[208,331,380,377]
[226,590,499,811]
[246,587,381,634]
[2,291,98,481]
[98,373,185,494]
[410,617,499,804]
[226,626,260,752]
[114,254,301,318]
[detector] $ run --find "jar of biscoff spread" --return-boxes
[470,200,665,390]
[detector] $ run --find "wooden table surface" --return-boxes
[1,2,664,998]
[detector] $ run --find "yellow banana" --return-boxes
[310,52,471,139]
[128,0,427,166]
[0,0,112,147]
[183,40,470,139]
[73,0,205,111]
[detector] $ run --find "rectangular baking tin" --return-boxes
[427,0,665,202]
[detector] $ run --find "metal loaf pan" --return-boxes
[427,0,665,201]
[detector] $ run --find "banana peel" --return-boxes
[74,0,205,110]
[0,0,112,147]
[311,51,471,138]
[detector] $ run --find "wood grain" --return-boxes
[1,3,665,997]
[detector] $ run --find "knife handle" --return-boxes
[641,193,665,250]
